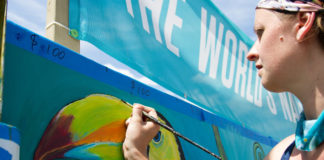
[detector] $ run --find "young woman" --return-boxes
[247,0,324,159]
[123,0,324,159]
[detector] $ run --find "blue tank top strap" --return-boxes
[281,141,295,160]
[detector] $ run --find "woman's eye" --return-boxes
[256,29,264,40]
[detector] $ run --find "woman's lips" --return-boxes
[256,64,262,76]
[256,64,262,69]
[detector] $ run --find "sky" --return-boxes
[6,0,259,93]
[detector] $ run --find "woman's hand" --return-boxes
[123,104,160,160]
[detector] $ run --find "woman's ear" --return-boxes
[296,12,316,41]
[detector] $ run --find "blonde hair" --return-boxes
[315,12,324,45]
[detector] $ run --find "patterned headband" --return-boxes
[257,0,324,12]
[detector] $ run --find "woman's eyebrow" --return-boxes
[253,24,263,33]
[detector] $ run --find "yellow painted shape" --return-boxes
[148,119,182,160]
[61,94,132,141]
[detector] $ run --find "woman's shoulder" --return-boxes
[264,134,295,160]
[264,134,324,160]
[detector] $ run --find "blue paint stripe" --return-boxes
[0,122,20,144]
[0,147,12,159]
[5,21,277,147]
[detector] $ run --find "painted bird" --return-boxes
[34,94,184,160]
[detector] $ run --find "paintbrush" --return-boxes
[142,111,222,160]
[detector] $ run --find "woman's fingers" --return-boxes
[132,104,160,131]
[125,117,131,127]
[128,103,160,133]
[141,105,159,119]
[131,104,144,122]
[123,103,160,159]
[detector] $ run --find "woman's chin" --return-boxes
[264,85,286,93]
[261,79,285,93]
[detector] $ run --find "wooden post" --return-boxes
[46,0,80,53]
[0,0,7,118]
[0,0,7,57]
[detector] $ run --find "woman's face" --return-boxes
[247,9,307,92]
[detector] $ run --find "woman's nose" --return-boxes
[246,41,259,61]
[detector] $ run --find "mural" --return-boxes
[1,21,285,160]
[34,94,184,160]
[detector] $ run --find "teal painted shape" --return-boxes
[64,143,102,160]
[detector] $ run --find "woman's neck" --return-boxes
[295,72,324,120]
[301,91,324,120]
[293,46,324,120]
